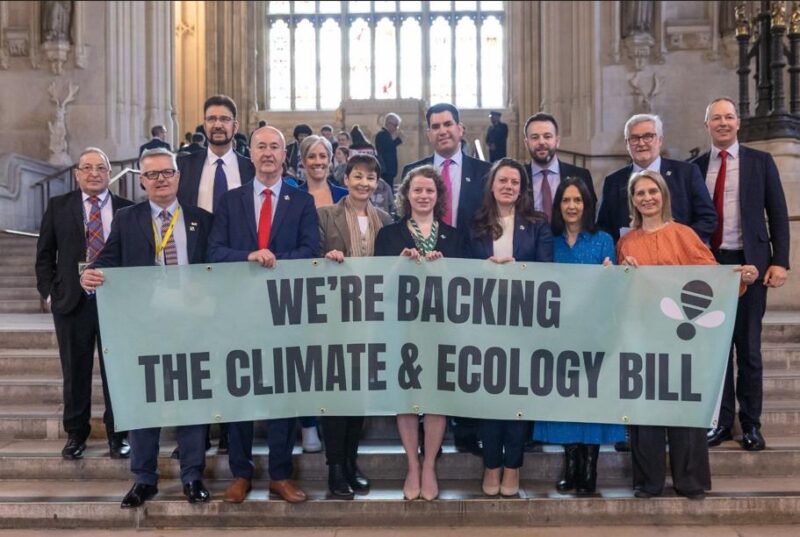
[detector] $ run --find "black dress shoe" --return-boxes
[109,437,130,459]
[454,437,483,456]
[741,426,766,451]
[121,483,158,508]
[62,436,87,460]
[706,426,733,447]
[328,464,355,499]
[345,458,370,494]
[183,480,210,503]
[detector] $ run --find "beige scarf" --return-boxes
[342,196,383,257]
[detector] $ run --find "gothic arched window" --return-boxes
[266,1,505,111]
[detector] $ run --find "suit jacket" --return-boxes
[176,149,256,208]
[375,127,402,179]
[35,190,134,315]
[400,153,491,234]
[527,159,597,204]
[139,138,171,157]
[318,199,393,256]
[464,215,554,262]
[207,180,320,262]
[596,157,717,243]
[692,145,790,273]
[298,179,349,203]
[181,142,205,155]
[91,201,213,268]
[374,219,465,258]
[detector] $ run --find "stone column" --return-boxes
[505,1,541,160]
[144,1,174,147]
[175,1,207,138]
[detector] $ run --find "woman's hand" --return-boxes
[425,251,443,261]
[488,256,515,264]
[401,248,421,261]
[325,250,345,263]
[602,257,612,267]
[734,264,759,286]
[621,255,639,267]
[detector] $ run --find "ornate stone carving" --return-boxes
[666,25,712,50]
[628,72,661,114]
[175,20,195,38]
[47,81,79,166]
[621,1,656,71]
[41,1,72,43]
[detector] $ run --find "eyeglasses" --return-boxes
[205,115,234,124]
[77,165,110,174]
[141,169,177,181]
[627,133,658,145]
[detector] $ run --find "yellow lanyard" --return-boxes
[151,206,181,262]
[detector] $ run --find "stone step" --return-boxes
[0,477,798,529]
[0,329,58,350]
[0,300,42,314]
[0,265,35,276]
[0,275,37,287]
[0,288,40,300]
[762,343,800,370]
[0,245,37,256]
[0,256,36,268]
[762,314,800,343]
[0,378,104,405]
[762,372,800,400]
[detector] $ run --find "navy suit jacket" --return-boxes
[597,157,717,243]
[692,145,790,273]
[207,180,320,262]
[464,215,554,262]
[139,138,171,157]
[91,201,213,268]
[176,149,256,208]
[400,153,491,235]
[298,179,348,203]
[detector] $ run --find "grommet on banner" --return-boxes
[412,405,420,413]
[519,263,527,270]
[206,265,213,271]
[622,416,630,423]
[624,266,630,273]
[516,411,523,419]
[320,407,326,414]
[711,419,717,427]
[103,348,109,354]
[214,414,222,422]
[312,260,319,267]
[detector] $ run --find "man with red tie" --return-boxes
[694,97,790,451]
[208,126,319,503]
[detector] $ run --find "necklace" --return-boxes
[409,218,439,255]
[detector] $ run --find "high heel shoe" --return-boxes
[500,467,519,497]
[482,467,501,496]
[421,465,439,500]
[403,468,421,500]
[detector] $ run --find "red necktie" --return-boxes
[540,169,553,222]
[442,159,453,225]
[258,190,272,250]
[85,196,104,262]
[710,150,727,251]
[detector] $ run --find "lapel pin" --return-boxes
[189,222,198,231]
[666,170,672,176]
[465,177,471,182]
[440,234,447,239]
[284,195,290,201]
[519,225,525,230]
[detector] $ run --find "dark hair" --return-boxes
[472,158,539,240]
[395,165,447,220]
[345,153,381,177]
[203,95,238,118]
[257,120,267,127]
[550,177,598,237]
[350,125,370,146]
[425,103,460,127]
[523,112,559,137]
[184,131,192,142]
[191,132,205,143]
[337,130,351,141]
[320,124,333,133]
[150,125,166,137]
[293,124,313,139]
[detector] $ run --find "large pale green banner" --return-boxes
[96,258,740,432]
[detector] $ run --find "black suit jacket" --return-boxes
[375,127,402,179]
[527,159,597,205]
[692,145,790,273]
[596,157,717,243]
[375,219,465,258]
[35,190,134,315]
[400,153,491,235]
[139,138,171,157]
[176,149,256,209]
[91,201,213,268]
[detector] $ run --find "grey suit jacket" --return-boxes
[318,199,393,256]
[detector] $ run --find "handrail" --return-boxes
[1,229,39,238]
[110,167,140,186]
[32,157,139,188]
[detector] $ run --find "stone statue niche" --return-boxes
[41,1,73,43]
[621,0,656,71]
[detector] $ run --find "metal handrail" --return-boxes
[1,229,39,238]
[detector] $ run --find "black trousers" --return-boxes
[322,416,364,465]
[52,296,117,440]
[130,425,206,486]
[714,250,767,429]
[479,419,526,469]
[631,426,710,496]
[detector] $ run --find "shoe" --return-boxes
[270,479,307,503]
[678,490,706,500]
[614,428,631,452]
[633,489,654,499]
[576,445,598,496]
[328,464,355,499]
[62,436,86,460]
[454,437,483,457]
[183,480,210,503]
[706,426,733,447]
[344,458,370,494]
[420,465,439,501]
[120,483,158,508]
[741,426,766,451]
[302,426,322,453]
[403,468,421,500]
[482,467,501,496]
[109,436,130,459]
[223,477,251,503]
[500,467,520,497]
[556,444,581,492]
[170,446,180,460]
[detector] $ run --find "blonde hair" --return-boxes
[627,170,673,229]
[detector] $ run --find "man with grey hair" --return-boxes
[375,112,403,187]
[597,113,717,242]
[35,147,134,460]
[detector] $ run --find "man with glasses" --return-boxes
[80,148,214,508]
[35,147,134,460]
[597,113,717,242]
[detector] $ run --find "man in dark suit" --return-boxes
[208,126,319,504]
[375,112,402,187]
[177,95,255,215]
[597,113,717,243]
[523,112,596,221]
[35,147,134,460]
[695,98,790,451]
[179,132,206,155]
[486,111,508,162]
[81,147,213,508]
[139,125,171,157]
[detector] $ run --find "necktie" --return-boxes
[213,159,227,213]
[540,169,553,222]
[85,196,104,262]
[161,210,178,265]
[711,150,727,251]
[442,159,453,225]
[258,190,273,250]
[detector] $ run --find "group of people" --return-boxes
[35,94,789,509]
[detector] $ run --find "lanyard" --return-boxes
[151,206,181,262]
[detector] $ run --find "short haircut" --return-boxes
[624,114,663,140]
[523,112,559,136]
[299,134,333,161]
[257,120,267,127]
[627,170,673,229]
[337,131,351,141]
[139,147,177,170]
[191,132,206,143]
[705,96,738,122]
[203,95,238,118]
[150,125,166,137]
[78,147,111,170]
[551,176,598,237]
[384,113,401,126]
[320,124,333,133]
[425,103,460,127]
[293,124,313,139]
[395,165,447,220]
[345,153,381,177]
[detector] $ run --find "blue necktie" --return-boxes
[213,159,227,212]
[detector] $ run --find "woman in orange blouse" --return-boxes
[617,170,758,500]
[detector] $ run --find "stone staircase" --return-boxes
[0,235,41,314]
[0,234,799,529]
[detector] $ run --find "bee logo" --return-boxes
[660,280,725,340]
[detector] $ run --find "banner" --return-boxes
[96,258,739,431]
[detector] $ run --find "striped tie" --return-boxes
[85,196,104,262]
[161,209,178,266]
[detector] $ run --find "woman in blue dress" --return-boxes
[533,176,626,496]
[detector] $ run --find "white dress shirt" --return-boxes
[705,142,743,250]
[433,150,464,227]
[81,189,113,241]
[198,147,242,213]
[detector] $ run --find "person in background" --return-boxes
[332,145,350,185]
[375,113,403,187]
[320,124,338,153]
[485,111,508,162]
[348,125,378,159]
[286,124,313,177]
[337,130,352,149]
[139,124,171,157]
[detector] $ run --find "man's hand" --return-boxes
[247,249,277,268]
[764,265,788,288]
[80,268,105,292]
